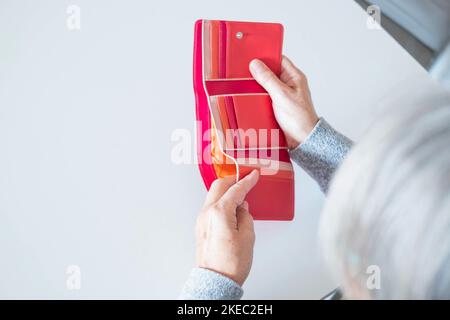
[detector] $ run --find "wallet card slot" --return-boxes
[216,96,230,136]
[237,159,294,178]
[210,96,242,150]
[243,171,294,220]
[224,96,241,148]
[219,21,227,78]
[216,96,240,149]
[229,94,287,150]
[225,148,291,163]
[205,79,266,96]
[209,93,287,151]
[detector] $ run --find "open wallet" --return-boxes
[193,19,295,220]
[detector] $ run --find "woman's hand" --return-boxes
[249,56,319,149]
[195,170,260,286]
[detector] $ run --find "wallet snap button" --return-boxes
[236,32,243,39]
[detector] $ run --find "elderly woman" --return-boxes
[180,57,450,299]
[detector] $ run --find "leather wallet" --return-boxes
[193,19,294,220]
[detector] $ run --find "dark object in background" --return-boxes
[355,0,450,88]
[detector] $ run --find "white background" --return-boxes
[0,0,438,298]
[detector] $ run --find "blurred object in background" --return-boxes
[356,0,450,89]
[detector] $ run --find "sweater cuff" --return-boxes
[289,118,353,193]
[179,268,243,300]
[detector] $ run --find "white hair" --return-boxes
[319,93,450,299]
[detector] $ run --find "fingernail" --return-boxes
[250,59,264,74]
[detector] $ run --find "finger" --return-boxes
[249,59,287,97]
[236,204,255,234]
[219,170,260,211]
[280,56,305,88]
[203,175,236,207]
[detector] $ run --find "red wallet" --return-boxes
[193,19,295,221]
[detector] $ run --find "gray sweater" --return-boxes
[180,118,353,299]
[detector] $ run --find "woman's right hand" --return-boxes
[249,56,319,149]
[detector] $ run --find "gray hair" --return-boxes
[319,93,450,299]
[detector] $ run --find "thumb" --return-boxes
[249,59,287,98]
[219,170,259,211]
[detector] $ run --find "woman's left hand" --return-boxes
[195,170,260,286]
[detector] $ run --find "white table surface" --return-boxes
[0,0,441,298]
